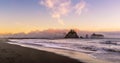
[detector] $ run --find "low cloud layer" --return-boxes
[1,29,120,38]
[40,0,86,25]
[0,29,93,39]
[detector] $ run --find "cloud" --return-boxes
[40,0,86,25]
[74,0,86,15]
[0,29,93,39]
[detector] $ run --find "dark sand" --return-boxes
[0,40,83,63]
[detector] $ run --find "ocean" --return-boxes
[8,39,120,63]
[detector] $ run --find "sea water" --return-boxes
[8,39,120,63]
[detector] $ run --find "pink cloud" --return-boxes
[74,0,86,15]
[40,0,86,25]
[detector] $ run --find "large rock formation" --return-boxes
[65,30,79,38]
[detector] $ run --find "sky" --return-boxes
[0,0,120,34]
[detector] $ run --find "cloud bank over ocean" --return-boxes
[1,29,120,38]
[0,29,91,38]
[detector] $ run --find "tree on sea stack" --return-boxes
[65,29,79,38]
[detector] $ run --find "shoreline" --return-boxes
[0,40,83,63]
[8,42,112,63]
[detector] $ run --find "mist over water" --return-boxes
[8,39,120,63]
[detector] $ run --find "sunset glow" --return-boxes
[0,0,120,33]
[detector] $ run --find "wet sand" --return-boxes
[0,39,83,63]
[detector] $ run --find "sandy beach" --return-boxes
[0,39,83,63]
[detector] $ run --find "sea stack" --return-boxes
[65,29,79,38]
[90,33,104,39]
